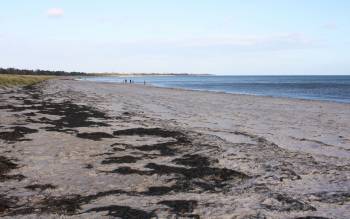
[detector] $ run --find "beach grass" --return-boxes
[0,74,53,87]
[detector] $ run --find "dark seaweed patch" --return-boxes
[112,127,192,156]
[36,195,82,215]
[6,194,83,216]
[0,156,24,182]
[146,163,248,191]
[85,164,93,169]
[142,186,175,196]
[25,184,57,191]
[76,132,114,141]
[113,127,184,139]
[91,152,115,157]
[110,163,248,192]
[173,154,212,167]
[29,101,111,132]
[84,205,156,219]
[158,200,198,217]
[0,196,16,214]
[0,174,25,182]
[136,142,178,156]
[5,85,112,133]
[109,167,153,175]
[102,156,140,164]
[263,193,316,212]
[0,156,17,175]
[87,189,128,199]
[145,163,248,182]
[5,189,148,217]
[0,126,38,142]
[294,217,330,219]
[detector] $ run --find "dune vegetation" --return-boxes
[0,74,53,87]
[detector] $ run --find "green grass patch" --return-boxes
[0,74,53,87]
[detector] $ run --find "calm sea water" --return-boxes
[82,75,350,103]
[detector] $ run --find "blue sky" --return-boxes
[0,0,349,75]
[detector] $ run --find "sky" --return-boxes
[0,0,349,75]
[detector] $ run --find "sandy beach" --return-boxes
[1,78,349,219]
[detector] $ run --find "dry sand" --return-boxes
[0,78,349,219]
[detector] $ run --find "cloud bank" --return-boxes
[47,8,64,18]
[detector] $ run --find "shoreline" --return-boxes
[80,78,350,106]
[1,78,349,218]
[78,78,350,105]
[149,83,350,105]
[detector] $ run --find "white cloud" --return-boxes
[47,8,64,18]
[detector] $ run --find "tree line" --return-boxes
[0,68,87,76]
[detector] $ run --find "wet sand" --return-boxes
[0,78,349,219]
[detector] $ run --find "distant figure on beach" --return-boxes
[144,80,146,85]
[129,80,132,84]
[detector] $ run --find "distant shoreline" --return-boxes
[87,73,212,77]
[79,75,350,104]
[0,67,212,77]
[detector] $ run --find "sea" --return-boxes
[81,75,350,103]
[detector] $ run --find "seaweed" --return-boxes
[109,163,249,192]
[102,156,140,164]
[0,156,17,175]
[109,167,153,176]
[0,174,25,182]
[84,164,93,169]
[76,132,114,141]
[0,85,112,133]
[158,200,198,218]
[136,142,178,156]
[293,217,329,219]
[173,154,212,167]
[142,186,175,196]
[0,126,38,142]
[84,205,156,219]
[25,184,57,191]
[112,128,192,156]
[3,93,111,134]
[6,194,83,216]
[0,156,24,182]
[113,128,187,141]
[145,163,248,183]
[262,193,316,212]
[0,196,16,215]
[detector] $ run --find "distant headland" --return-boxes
[0,68,210,77]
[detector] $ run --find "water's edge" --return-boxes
[79,75,350,104]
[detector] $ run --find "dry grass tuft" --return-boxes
[0,74,53,87]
